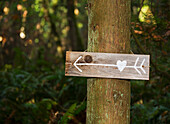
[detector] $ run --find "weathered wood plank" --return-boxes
[65,51,150,80]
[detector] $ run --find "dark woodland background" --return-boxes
[0,0,169,123]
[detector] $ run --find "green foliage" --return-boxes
[130,0,169,123]
[0,59,87,123]
[131,81,170,123]
[0,0,169,123]
[60,103,77,123]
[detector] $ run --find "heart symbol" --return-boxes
[116,60,127,72]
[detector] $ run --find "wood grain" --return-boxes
[65,51,150,80]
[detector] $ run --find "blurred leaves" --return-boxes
[0,0,169,123]
[0,61,87,123]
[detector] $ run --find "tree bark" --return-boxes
[87,0,131,124]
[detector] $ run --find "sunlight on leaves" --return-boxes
[28,98,35,103]
[49,8,54,14]
[134,30,143,34]
[4,64,12,70]
[23,10,28,18]
[0,36,3,42]
[78,22,83,28]
[43,33,49,39]
[34,0,42,12]
[28,39,33,45]
[2,37,6,47]
[62,26,69,35]
[35,38,39,43]
[20,32,26,39]
[74,8,79,15]
[136,99,143,104]
[36,23,41,30]
[3,7,9,15]
[17,4,23,11]
[139,5,156,24]
[52,0,58,5]
[20,26,25,32]
[57,46,62,54]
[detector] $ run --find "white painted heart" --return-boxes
[116,60,127,72]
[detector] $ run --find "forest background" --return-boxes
[0,0,169,124]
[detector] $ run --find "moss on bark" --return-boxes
[87,0,131,123]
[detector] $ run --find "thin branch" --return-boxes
[137,0,145,16]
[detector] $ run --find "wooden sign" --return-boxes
[65,51,150,80]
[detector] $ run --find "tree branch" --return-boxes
[137,0,145,16]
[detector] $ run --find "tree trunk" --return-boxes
[87,0,131,124]
[67,0,84,50]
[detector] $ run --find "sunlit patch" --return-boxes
[17,4,23,11]
[78,22,83,28]
[28,39,32,45]
[62,26,69,35]
[49,8,54,14]
[3,7,9,15]
[36,23,41,30]
[57,46,62,53]
[139,5,156,24]
[20,27,25,32]
[136,99,143,104]
[2,38,6,47]
[35,38,39,43]
[54,111,59,116]
[23,10,28,18]
[0,36,3,42]
[20,32,26,39]
[28,99,35,103]
[52,0,58,5]
[74,8,79,15]
[134,30,143,34]
[57,46,63,57]
[5,64,12,70]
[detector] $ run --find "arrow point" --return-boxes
[74,56,83,72]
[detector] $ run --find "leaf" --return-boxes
[39,98,57,110]
[74,101,86,115]
[41,75,58,81]
[21,75,32,84]
[60,103,77,124]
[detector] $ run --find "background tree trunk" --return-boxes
[87,0,131,123]
[67,0,84,50]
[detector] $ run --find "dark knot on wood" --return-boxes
[84,55,93,63]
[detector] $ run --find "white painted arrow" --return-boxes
[73,56,146,75]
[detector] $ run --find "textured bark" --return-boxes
[87,0,131,124]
